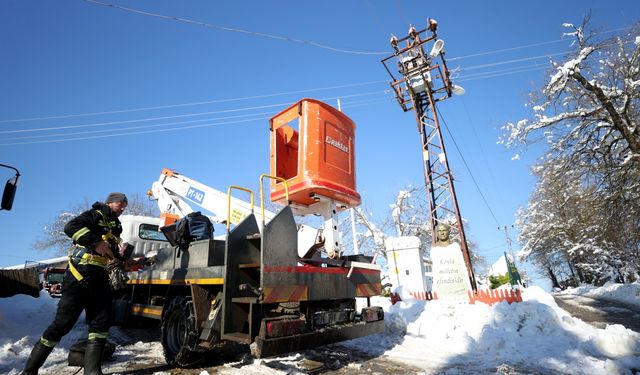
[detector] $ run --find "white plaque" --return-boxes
[430,242,471,299]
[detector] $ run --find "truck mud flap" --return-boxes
[253,320,385,358]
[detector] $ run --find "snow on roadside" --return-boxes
[0,290,90,375]
[344,287,640,374]
[557,281,640,309]
[1,285,639,374]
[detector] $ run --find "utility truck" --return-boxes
[112,99,384,366]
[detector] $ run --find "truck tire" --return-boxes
[161,296,200,367]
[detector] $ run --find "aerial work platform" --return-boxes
[269,98,361,209]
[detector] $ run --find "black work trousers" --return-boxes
[42,266,112,343]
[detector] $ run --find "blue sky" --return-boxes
[1,1,638,283]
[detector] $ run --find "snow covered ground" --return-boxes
[555,282,640,310]
[1,283,639,375]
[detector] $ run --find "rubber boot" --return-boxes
[83,339,106,375]
[21,340,54,375]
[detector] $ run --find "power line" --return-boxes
[84,0,388,56]
[89,0,635,61]
[460,36,636,72]
[0,61,551,138]
[457,62,549,79]
[1,111,275,141]
[0,80,387,124]
[460,51,566,71]
[458,37,637,82]
[458,95,500,202]
[449,40,571,62]
[3,95,396,142]
[0,96,398,146]
[458,65,549,82]
[448,25,631,61]
[393,0,410,30]
[0,115,267,146]
[0,91,384,135]
[3,32,632,137]
[85,0,635,62]
[0,61,554,130]
[341,97,396,109]
[0,103,290,134]
[5,29,633,126]
[435,106,501,227]
[0,92,393,144]
[0,58,562,137]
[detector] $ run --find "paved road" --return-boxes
[553,294,640,332]
[100,344,424,374]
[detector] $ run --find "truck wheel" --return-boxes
[161,296,200,367]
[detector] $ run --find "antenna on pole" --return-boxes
[500,225,516,266]
[381,20,476,291]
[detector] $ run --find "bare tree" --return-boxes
[33,193,159,255]
[339,184,483,272]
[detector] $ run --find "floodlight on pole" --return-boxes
[451,84,466,96]
[429,39,445,58]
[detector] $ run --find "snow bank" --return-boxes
[558,281,640,309]
[345,286,640,374]
[0,290,91,374]
[1,285,639,374]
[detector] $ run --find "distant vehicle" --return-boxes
[42,267,66,297]
[0,164,20,211]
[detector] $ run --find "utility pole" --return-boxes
[381,20,477,290]
[500,225,516,265]
[500,225,524,287]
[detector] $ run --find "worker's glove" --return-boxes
[118,242,135,260]
[94,241,115,260]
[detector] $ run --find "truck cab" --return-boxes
[119,215,170,257]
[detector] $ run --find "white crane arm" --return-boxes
[149,168,276,225]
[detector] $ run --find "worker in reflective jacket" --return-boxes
[21,192,128,375]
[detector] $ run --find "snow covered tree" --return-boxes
[501,18,639,173]
[517,159,604,285]
[33,193,158,255]
[505,17,640,285]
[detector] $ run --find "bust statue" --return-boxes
[431,222,470,298]
[434,223,453,247]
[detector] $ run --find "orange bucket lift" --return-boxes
[270,98,360,258]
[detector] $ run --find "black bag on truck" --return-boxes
[174,211,214,247]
